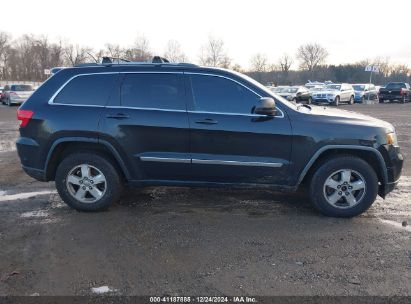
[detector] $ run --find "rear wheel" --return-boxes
[309,156,378,218]
[307,97,312,104]
[55,152,123,211]
[402,96,406,103]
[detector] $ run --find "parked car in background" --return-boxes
[1,84,35,106]
[312,83,355,106]
[378,82,411,103]
[277,86,312,104]
[270,86,288,93]
[305,81,325,91]
[16,58,403,217]
[0,86,4,101]
[353,83,379,103]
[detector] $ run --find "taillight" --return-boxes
[400,88,406,96]
[17,109,33,127]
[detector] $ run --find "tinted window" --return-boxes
[386,83,406,89]
[11,85,33,91]
[54,74,117,106]
[121,73,185,110]
[190,75,260,114]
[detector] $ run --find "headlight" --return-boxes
[327,93,335,97]
[386,132,398,146]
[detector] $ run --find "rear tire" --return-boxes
[55,152,123,211]
[307,97,312,104]
[309,156,378,218]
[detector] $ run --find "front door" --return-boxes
[186,73,292,185]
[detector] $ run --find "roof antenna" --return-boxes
[87,52,99,63]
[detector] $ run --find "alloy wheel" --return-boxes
[323,169,366,209]
[66,164,107,203]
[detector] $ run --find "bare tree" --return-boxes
[249,53,268,72]
[296,43,328,74]
[124,35,152,61]
[199,36,231,68]
[63,43,93,66]
[164,40,187,62]
[104,43,124,59]
[0,32,11,79]
[278,53,293,72]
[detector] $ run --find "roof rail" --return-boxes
[152,56,170,63]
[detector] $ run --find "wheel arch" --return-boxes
[45,137,131,181]
[297,145,388,192]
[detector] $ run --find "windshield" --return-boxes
[11,84,34,91]
[280,87,298,93]
[326,84,341,90]
[353,85,365,91]
[386,83,406,89]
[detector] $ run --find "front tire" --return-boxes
[333,96,340,106]
[55,152,123,211]
[309,156,378,218]
[307,97,312,104]
[349,95,354,105]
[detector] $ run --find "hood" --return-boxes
[306,105,394,131]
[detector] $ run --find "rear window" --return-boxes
[385,83,406,89]
[11,85,33,91]
[53,74,117,106]
[120,73,185,110]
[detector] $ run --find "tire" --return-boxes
[348,95,354,105]
[309,156,378,218]
[55,152,123,211]
[307,97,312,104]
[292,97,297,103]
[332,96,340,106]
[360,96,365,103]
[402,96,406,103]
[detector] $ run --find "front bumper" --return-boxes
[379,145,404,197]
[312,97,334,103]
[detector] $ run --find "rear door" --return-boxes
[186,73,292,185]
[101,72,191,181]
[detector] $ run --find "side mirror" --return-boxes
[255,97,276,116]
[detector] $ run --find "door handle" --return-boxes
[195,118,218,125]
[106,113,130,119]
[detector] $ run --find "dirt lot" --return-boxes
[0,103,410,297]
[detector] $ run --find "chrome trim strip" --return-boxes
[48,71,184,105]
[192,159,283,168]
[140,156,191,164]
[106,105,186,113]
[47,71,285,118]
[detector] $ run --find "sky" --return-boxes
[1,0,410,69]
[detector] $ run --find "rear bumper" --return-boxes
[16,136,46,181]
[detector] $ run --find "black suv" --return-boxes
[16,58,403,217]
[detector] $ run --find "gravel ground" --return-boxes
[0,102,410,297]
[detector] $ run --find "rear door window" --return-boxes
[120,73,186,110]
[53,73,118,106]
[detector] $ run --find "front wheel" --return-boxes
[55,152,123,211]
[332,96,340,106]
[348,95,354,105]
[309,156,378,218]
[307,97,312,104]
